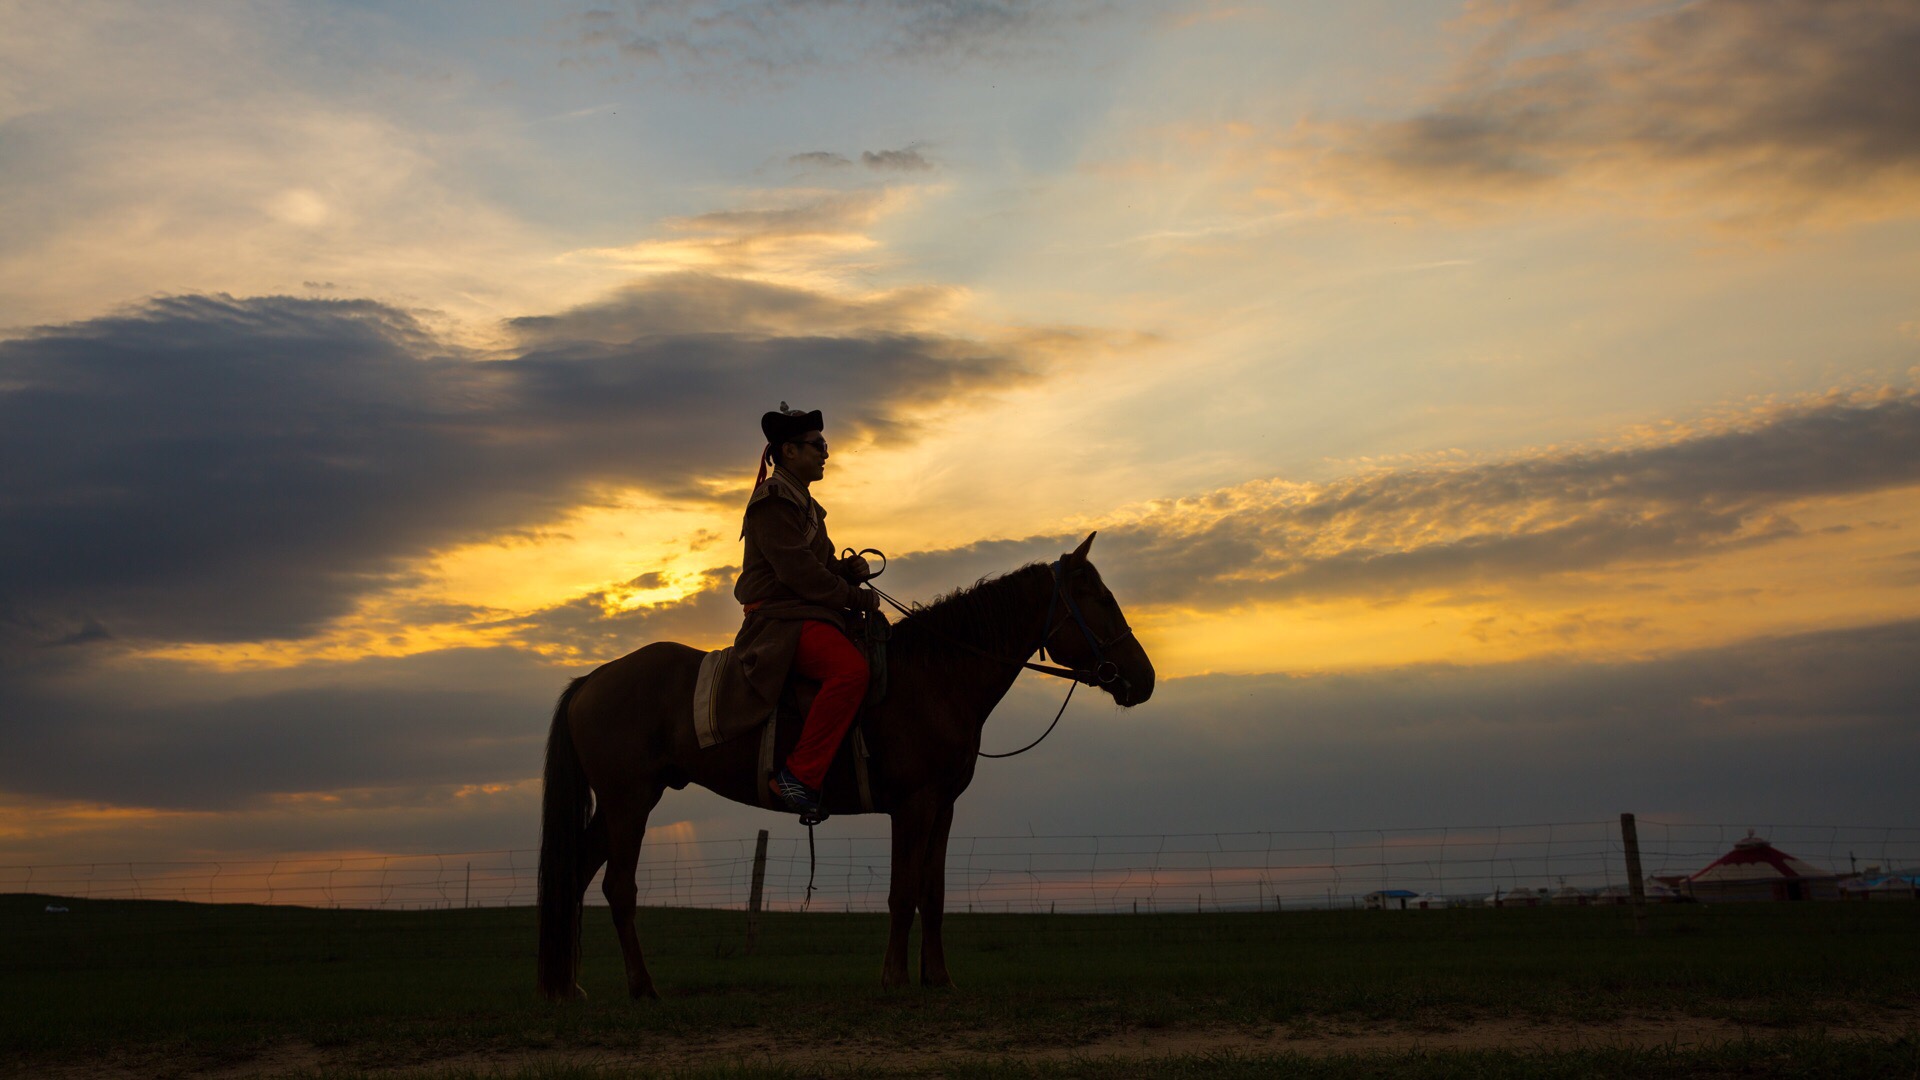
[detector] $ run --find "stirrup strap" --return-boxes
[757,709,778,810]
[852,728,874,813]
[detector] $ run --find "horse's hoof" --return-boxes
[629,983,660,1001]
[921,975,955,989]
[570,984,589,1002]
[880,971,910,990]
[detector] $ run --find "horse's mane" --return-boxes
[888,562,1048,674]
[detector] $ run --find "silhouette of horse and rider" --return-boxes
[537,405,1154,999]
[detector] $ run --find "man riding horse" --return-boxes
[535,405,1155,999]
[734,403,877,821]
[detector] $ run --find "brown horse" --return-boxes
[536,532,1153,999]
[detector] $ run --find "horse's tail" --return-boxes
[536,675,592,1001]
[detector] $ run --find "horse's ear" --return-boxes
[1069,531,1097,564]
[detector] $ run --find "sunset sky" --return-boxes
[3,0,1917,869]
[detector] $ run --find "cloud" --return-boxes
[1111,391,1920,606]
[0,4,575,330]
[1270,0,1920,228]
[862,146,934,172]
[788,151,853,169]
[675,191,893,239]
[494,565,743,658]
[454,387,1920,658]
[565,189,924,279]
[0,279,1045,647]
[787,147,934,172]
[506,270,957,341]
[441,385,1920,673]
[0,647,562,813]
[554,1,1126,85]
[3,613,1915,843]
[983,616,1920,835]
[851,390,1920,610]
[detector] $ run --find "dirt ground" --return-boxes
[46,1011,1920,1079]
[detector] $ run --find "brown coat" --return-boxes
[730,466,877,706]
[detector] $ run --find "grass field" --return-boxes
[3,892,1917,1078]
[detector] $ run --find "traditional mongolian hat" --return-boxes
[761,402,823,446]
[756,402,824,487]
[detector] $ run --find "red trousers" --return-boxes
[785,620,870,788]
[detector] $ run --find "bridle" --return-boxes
[858,552,1136,758]
[1034,557,1137,690]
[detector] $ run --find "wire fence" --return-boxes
[7,820,1917,913]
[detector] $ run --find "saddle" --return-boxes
[692,608,890,813]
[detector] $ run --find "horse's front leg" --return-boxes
[883,790,937,989]
[918,799,957,988]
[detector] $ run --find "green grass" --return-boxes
[274,1036,1920,1078]
[3,893,1916,1076]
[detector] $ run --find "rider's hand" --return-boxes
[843,554,871,581]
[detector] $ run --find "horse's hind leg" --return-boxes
[577,809,609,907]
[601,782,665,1000]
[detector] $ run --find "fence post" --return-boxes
[464,862,471,909]
[745,829,769,955]
[1620,813,1647,936]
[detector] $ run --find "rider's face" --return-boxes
[784,431,828,482]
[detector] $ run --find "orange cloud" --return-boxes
[562,187,932,289]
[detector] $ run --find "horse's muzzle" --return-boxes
[1109,676,1152,707]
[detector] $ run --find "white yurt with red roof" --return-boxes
[1685,831,1839,902]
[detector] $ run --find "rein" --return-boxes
[859,557,1134,759]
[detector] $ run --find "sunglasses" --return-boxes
[792,437,828,453]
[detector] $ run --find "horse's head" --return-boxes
[1048,532,1154,707]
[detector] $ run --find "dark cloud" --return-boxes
[787,151,852,169]
[507,270,950,342]
[2,615,1914,838]
[0,280,1038,646]
[1285,0,1920,224]
[950,616,1920,838]
[1115,393,1920,606]
[785,147,933,172]
[0,647,561,812]
[555,1,1127,85]
[862,146,933,172]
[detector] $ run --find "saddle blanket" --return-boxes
[692,646,769,749]
[692,638,883,812]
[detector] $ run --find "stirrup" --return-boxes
[770,767,828,826]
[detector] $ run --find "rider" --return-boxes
[734,403,879,819]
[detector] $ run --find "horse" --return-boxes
[535,531,1154,999]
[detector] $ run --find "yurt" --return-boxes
[1839,871,1920,901]
[1685,831,1839,902]
[1643,880,1688,903]
[1485,887,1544,908]
[1589,882,1684,905]
[1365,889,1420,910]
[1550,883,1588,906]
